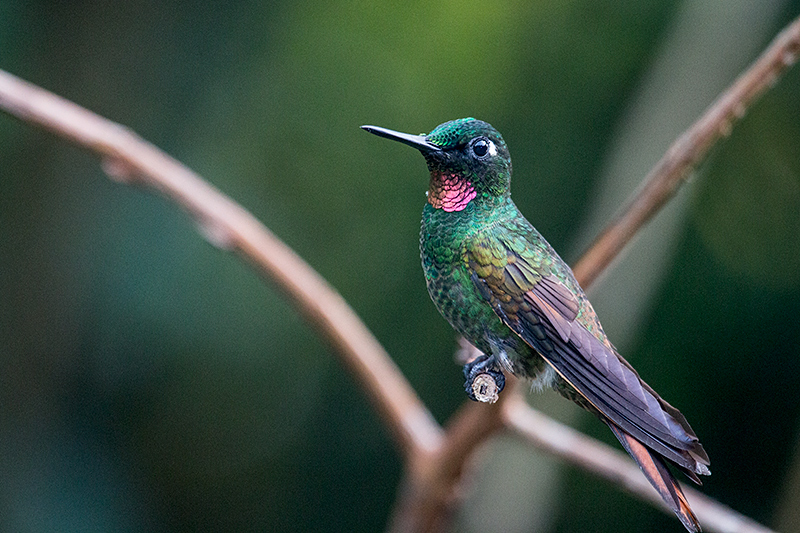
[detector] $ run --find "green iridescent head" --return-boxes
[426,118,506,151]
[362,118,513,209]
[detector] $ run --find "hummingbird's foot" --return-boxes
[463,354,506,403]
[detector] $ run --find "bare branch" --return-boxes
[0,68,443,459]
[503,398,775,533]
[387,382,513,533]
[572,15,800,288]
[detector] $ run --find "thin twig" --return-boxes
[572,15,800,288]
[0,68,443,459]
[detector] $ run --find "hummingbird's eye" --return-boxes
[472,138,490,158]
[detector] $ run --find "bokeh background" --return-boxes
[2,1,800,532]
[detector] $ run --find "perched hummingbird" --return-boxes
[362,118,710,531]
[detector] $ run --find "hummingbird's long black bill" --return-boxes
[361,125,441,152]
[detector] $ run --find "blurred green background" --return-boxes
[2,1,800,532]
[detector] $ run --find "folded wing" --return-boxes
[465,231,710,479]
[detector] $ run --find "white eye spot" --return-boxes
[487,140,498,156]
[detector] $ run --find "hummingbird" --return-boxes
[362,118,710,531]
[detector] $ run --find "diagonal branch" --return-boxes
[503,398,775,533]
[572,14,800,288]
[0,68,443,459]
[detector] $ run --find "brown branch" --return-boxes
[0,68,443,459]
[572,15,800,288]
[387,381,514,533]
[503,398,775,533]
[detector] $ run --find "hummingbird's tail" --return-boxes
[606,422,701,532]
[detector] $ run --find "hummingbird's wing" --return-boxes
[466,232,708,530]
[465,232,710,478]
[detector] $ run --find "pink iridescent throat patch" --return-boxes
[428,173,477,212]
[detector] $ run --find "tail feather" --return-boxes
[607,422,701,532]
